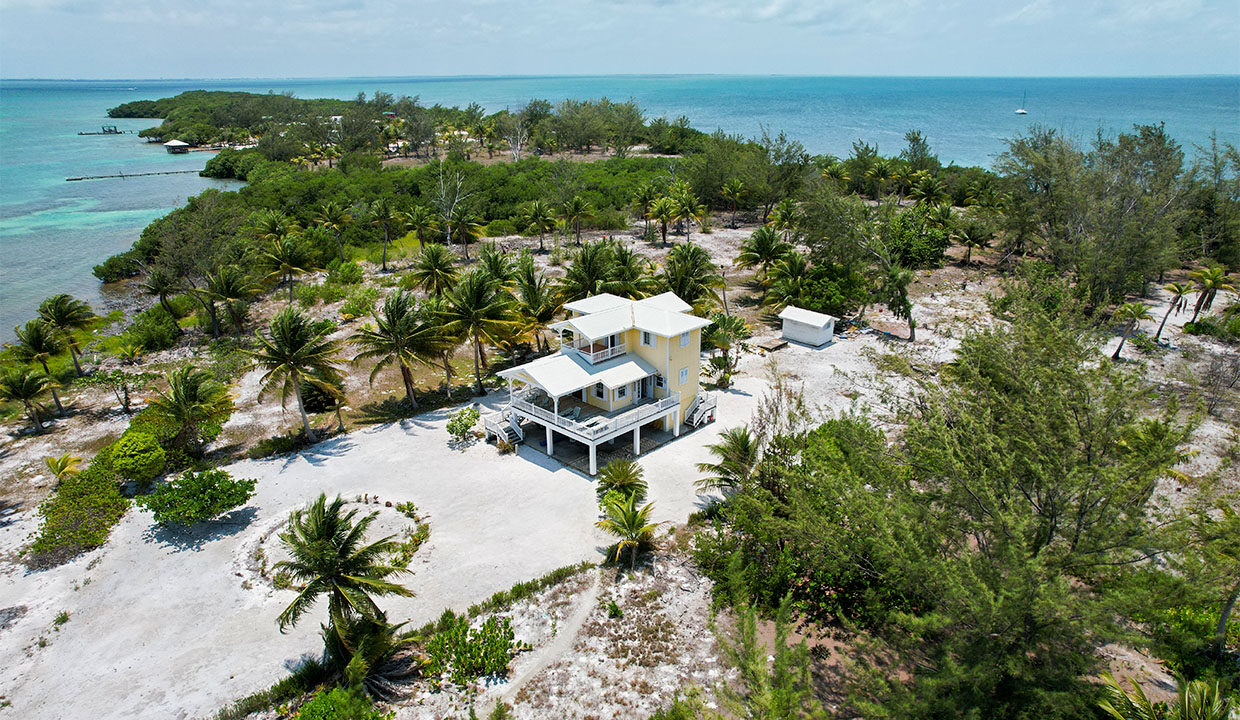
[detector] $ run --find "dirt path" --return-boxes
[493,571,601,711]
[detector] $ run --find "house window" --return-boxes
[642,331,655,347]
[616,385,627,399]
[654,374,666,389]
[679,367,689,385]
[680,331,691,347]
[594,383,605,399]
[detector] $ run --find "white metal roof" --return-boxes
[498,351,658,397]
[563,293,628,315]
[163,139,189,146]
[778,305,836,328]
[550,292,711,340]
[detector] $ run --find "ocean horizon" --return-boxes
[2,74,1238,340]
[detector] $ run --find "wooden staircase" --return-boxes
[686,392,717,427]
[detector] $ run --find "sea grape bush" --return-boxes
[446,406,480,442]
[423,614,527,688]
[137,469,257,526]
[27,463,130,567]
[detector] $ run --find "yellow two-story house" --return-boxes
[489,292,718,474]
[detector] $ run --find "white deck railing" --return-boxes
[510,392,680,441]
[576,343,627,364]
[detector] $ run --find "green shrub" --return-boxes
[484,219,517,237]
[296,687,390,720]
[423,614,526,688]
[110,431,167,485]
[166,294,197,319]
[320,284,347,304]
[27,465,130,567]
[326,259,364,285]
[93,250,142,283]
[122,306,180,351]
[1184,320,1217,336]
[302,374,345,413]
[126,407,178,444]
[340,287,379,320]
[591,208,630,231]
[296,283,322,308]
[137,469,257,526]
[447,406,480,442]
[1136,603,1240,681]
[212,658,332,720]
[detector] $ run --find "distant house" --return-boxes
[779,305,836,346]
[487,292,718,474]
[163,139,190,154]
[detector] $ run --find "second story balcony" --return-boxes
[576,340,626,364]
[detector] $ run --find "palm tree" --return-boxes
[275,493,413,637]
[400,204,439,248]
[143,268,184,336]
[478,242,517,288]
[1112,302,1153,360]
[369,198,400,272]
[1155,281,1193,341]
[596,459,648,504]
[205,265,257,333]
[648,196,677,246]
[560,241,617,302]
[674,193,706,245]
[0,367,51,432]
[720,178,746,229]
[314,201,353,264]
[608,243,656,299]
[248,307,344,442]
[38,294,94,376]
[766,198,799,242]
[45,453,82,480]
[518,199,556,253]
[1098,671,1234,720]
[514,256,563,352]
[910,175,949,206]
[407,243,458,298]
[659,243,724,313]
[419,295,460,398]
[560,195,592,246]
[955,220,993,266]
[249,208,300,244]
[735,226,793,286]
[447,205,484,261]
[701,313,750,384]
[442,269,517,396]
[882,265,917,342]
[261,235,316,304]
[10,319,66,414]
[1188,267,1235,322]
[821,161,850,190]
[350,290,446,409]
[596,493,659,570]
[695,426,761,495]
[865,158,893,199]
[765,250,812,309]
[632,182,660,237]
[146,366,233,454]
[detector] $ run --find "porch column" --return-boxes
[673,409,681,437]
[589,442,598,475]
[546,425,554,456]
[633,427,641,456]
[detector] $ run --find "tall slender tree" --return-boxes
[0,366,52,432]
[1154,281,1193,341]
[369,198,400,271]
[1111,302,1153,360]
[407,243,458,298]
[146,366,233,455]
[37,294,94,377]
[1188,267,1235,322]
[248,307,344,442]
[518,199,557,253]
[10,319,66,414]
[350,290,447,409]
[442,269,517,396]
[560,195,592,247]
[314,201,353,264]
[721,178,747,229]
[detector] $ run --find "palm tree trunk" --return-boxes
[631,543,638,570]
[159,295,184,336]
[26,401,44,432]
[441,350,453,399]
[1112,334,1127,360]
[335,232,345,264]
[293,377,316,442]
[400,364,419,409]
[38,360,64,414]
[1191,295,1205,323]
[538,230,545,253]
[288,277,295,305]
[67,343,84,376]
[730,203,737,229]
[1217,575,1240,655]
[908,316,916,343]
[472,332,484,396]
[1155,303,1175,341]
[381,227,390,271]
[575,220,581,247]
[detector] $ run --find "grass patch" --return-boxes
[212,657,332,720]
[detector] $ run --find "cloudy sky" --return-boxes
[2,0,1237,78]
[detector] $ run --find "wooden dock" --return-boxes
[66,169,201,182]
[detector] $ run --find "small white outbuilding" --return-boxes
[778,305,836,347]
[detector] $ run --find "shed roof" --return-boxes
[498,351,658,397]
[778,305,837,328]
[163,139,189,147]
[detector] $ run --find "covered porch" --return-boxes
[489,352,682,475]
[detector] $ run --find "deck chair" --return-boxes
[559,406,581,421]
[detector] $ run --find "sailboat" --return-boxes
[1015,91,1028,115]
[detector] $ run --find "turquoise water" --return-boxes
[2,75,1238,340]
